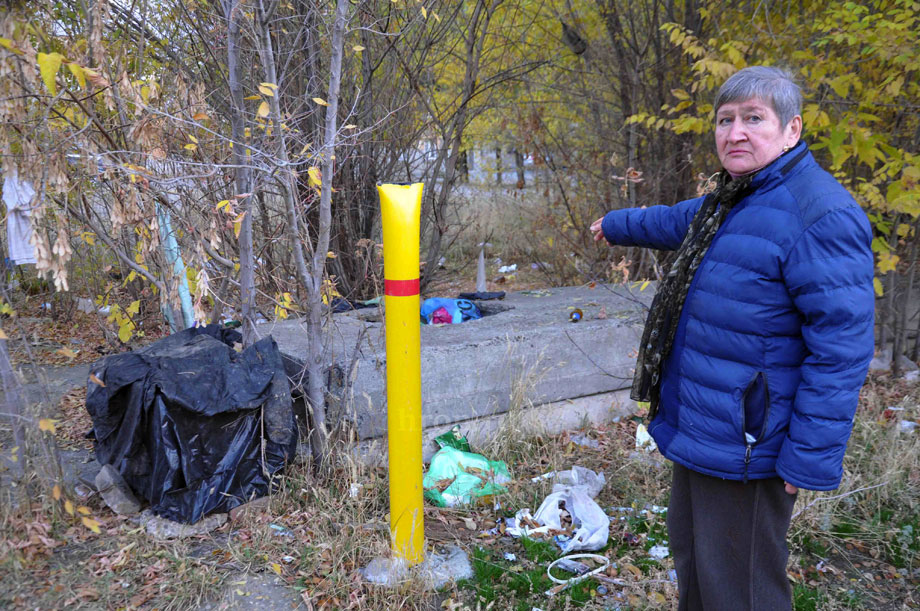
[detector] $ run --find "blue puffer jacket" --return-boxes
[602,142,874,491]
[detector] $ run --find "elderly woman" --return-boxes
[590,66,874,609]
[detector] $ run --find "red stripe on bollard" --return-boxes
[385,278,420,297]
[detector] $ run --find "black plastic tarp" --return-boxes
[85,325,297,524]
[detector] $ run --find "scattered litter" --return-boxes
[269,523,294,538]
[552,557,592,576]
[596,585,608,595]
[508,471,609,552]
[361,555,408,585]
[635,423,658,452]
[551,466,606,498]
[567,432,599,449]
[622,532,641,546]
[282,555,295,564]
[569,308,583,323]
[420,298,482,325]
[899,420,919,433]
[531,471,556,483]
[363,545,472,589]
[504,552,517,562]
[668,569,678,582]
[905,370,920,382]
[609,503,667,519]
[545,553,610,597]
[416,545,473,589]
[349,482,363,498]
[497,264,517,274]
[434,425,472,452]
[423,446,510,507]
[648,544,670,560]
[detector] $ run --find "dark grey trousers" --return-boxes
[667,463,797,611]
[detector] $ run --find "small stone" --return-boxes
[95,464,141,515]
[140,509,228,540]
[229,496,270,522]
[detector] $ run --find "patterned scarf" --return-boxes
[631,171,755,420]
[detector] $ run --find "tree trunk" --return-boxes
[224,0,256,345]
[306,0,350,472]
[495,146,502,185]
[514,148,525,188]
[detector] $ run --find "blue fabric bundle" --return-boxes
[420,298,482,324]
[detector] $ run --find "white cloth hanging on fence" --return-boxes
[3,169,37,264]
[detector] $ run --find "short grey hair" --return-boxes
[714,66,802,126]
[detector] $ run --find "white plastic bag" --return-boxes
[551,466,606,498]
[532,487,610,553]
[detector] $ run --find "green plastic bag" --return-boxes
[433,425,472,453]
[423,446,511,507]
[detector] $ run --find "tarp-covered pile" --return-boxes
[85,325,297,524]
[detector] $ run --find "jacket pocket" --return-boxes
[741,371,770,443]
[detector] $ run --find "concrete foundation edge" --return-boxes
[350,388,637,465]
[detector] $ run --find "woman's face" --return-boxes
[715,97,801,177]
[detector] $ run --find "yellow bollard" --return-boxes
[378,182,425,565]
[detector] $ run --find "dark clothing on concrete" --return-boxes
[667,463,797,611]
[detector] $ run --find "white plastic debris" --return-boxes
[568,432,600,449]
[551,466,606,499]
[497,264,517,274]
[899,420,919,433]
[648,545,670,560]
[511,467,609,552]
[635,423,658,452]
[545,553,610,597]
[534,488,609,553]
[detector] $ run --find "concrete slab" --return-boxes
[354,389,636,465]
[258,285,649,441]
[202,572,305,611]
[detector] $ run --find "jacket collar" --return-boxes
[741,140,812,193]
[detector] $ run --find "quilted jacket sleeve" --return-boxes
[776,206,875,491]
[601,197,703,251]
